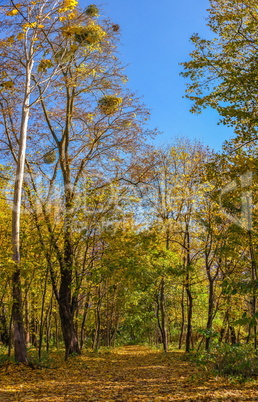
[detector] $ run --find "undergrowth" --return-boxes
[184,343,258,380]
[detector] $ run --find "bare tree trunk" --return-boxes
[58,225,80,359]
[12,271,28,363]
[80,299,90,349]
[156,278,168,352]
[185,225,193,353]
[93,286,101,351]
[205,279,214,351]
[248,231,257,349]
[38,268,49,360]
[179,285,185,349]
[11,55,34,362]
[160,277,168,352]
[185,275,193,353]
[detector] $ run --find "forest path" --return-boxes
[0,345,258,401]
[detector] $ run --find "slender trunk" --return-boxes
[38,267,49,361]
[45,296,53,352]
[54,311,59,350]
[160,277,168,352]
[8,312,13,358]
[185,276,193,353]
[80,299,90,349]
[58,232,80,358]
[185,225,193,353]
[24,296,30,344]
[179,285,185,349]
[205,279,214,351]
[93,286,101,351]
[155,279,168,352]
[11,56,34,363]
[248,231,257,349]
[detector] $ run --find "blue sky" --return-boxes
[82,0,235,151]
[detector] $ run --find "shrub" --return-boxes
[213,343,258,377]
[186,343,258,378]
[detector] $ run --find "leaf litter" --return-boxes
[0,345,257,401]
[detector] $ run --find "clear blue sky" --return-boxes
[82,0,235,151]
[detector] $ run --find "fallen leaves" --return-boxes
[0,346,257,401]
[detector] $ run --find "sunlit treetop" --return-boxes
[181,0,258,143]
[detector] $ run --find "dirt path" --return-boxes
[0,345,258,401]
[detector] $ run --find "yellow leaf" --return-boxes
[22,21,37,31]
[6,9,19,16]
[17,32,25,40]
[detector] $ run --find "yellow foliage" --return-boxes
[0,81,14,90]
[6,36,15,45]
[22,22,37,31]
[67,12,76,19]
[38,59,54,72]
[6,9,19,16]
[59,0,78,13]
[61,22,106,50]
[17,32,25,40]
[98,95,123,114]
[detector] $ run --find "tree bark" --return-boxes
[205,280,214,351]
[11,57,33,362]
[12,270,27,362]
[179,285,185,350]
[185,224,193,353]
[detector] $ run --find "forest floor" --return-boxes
[0,345,258,401]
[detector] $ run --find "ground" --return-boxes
[0,345,258,401]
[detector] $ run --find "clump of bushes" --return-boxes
[213,344,258,377]
[186,343,258,379]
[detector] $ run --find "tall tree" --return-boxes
[0,0,81,362]
[14,4,152,358]
[181,0,258,144]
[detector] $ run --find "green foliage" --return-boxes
[43,150,56,164]
[234,312,258,327]
[181,0,258,141]
[85,4,99,17]
[187,344,258,378]
[213,344,258,378]
[28,349,56,368]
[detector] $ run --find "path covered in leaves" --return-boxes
[0,345,258,401]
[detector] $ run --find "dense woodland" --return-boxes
[0,0,258,379]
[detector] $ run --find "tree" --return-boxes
[0,0,80,363]
[138,140,210,352]
[8,3,152,358]
[181,0,258,144]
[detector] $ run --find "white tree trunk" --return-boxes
[12,59,33,363]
